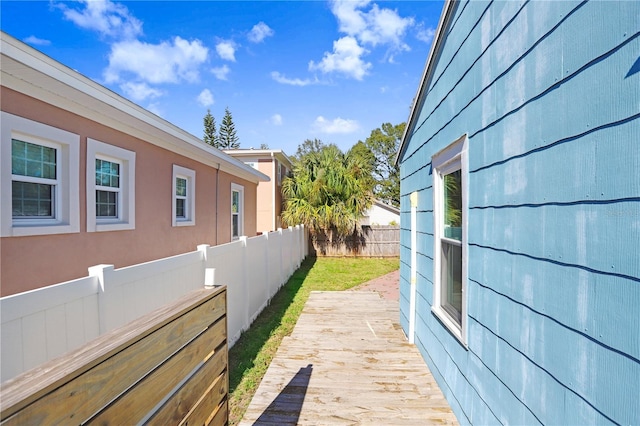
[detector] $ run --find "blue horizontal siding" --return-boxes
[470,281,639,425]
[398,0,640,424]
[468,245,640,362]
[469,119,640,207]
[469,203,640,280]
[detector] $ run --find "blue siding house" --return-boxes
[396,1,639,424]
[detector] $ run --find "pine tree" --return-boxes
[219,106,239,149]
[203,109,218,147]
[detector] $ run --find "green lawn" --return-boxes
[228,256,399,425]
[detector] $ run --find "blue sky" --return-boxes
[1,0,443,156]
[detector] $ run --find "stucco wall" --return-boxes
[256,158,274,232]
[1,88,257,296]
[398,1,640,424]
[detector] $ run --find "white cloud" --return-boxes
[330,0,414,48]
[313,116,359,134]
[104,36,208,84]
[311,0,415,71]
[270,71,317,87]
[271,114,283,125]
[216,40,236,62]
[248,22,274,43]
[308,36,371,80]
[58,0,142,39]
[23,35,51,46]
[120,81,163,101]
[197,89,215,107]
[416,25,436,44]
[211,65,231,80]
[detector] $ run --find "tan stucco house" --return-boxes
[225,149,293,233]
[0,32,268,296]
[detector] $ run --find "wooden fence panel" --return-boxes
[311,225,400,257]
[0,287,228,426]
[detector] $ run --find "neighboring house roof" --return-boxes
[395,0,455,166]
[224,149,294,170]
[0,31,268,184]
[371,199,400,215]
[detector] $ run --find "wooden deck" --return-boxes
[240,291,458,425]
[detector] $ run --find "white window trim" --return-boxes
[86,138,135,232]
[432,134,468,346]
[1,112,80,237]
[231,182,244,240]
[172,165,196,227]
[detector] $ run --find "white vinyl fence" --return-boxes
[0,225,307,383]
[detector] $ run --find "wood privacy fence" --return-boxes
[0,287,228,425]
[310,225,400,257]
[1,225,308,383]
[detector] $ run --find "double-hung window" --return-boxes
[231,183,244,240]
[86,138,135,232]
[432,135,468,345]
[95,158,121,219]
[1,112,80,237]
[172,165,196,226]
[12,139,58,219]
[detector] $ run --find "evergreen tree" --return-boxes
[203,109,218,147]
[219,107,240,149]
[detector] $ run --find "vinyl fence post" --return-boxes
[88,264,115,335]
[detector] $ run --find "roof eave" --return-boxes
[0,31,268,184]
[395,0,457,167]
[224,149,294,170]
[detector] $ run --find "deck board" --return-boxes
[240,291,458,425]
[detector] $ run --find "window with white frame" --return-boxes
[231,183,244,239]
[432,135,468,345]
[172,165,195,226]
[95,158,121,218]
[1,112,80,237]
[86,138,135,232]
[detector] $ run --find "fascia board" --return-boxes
[226,149,293,170]
[395,0,456,167]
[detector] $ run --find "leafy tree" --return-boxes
[260,143,269,150]
[203,109,218,147]
[362,122,405,207]
[347,141,376,190]
[282,144,374,237]
[293,138,326,162]
[219,106,240,149]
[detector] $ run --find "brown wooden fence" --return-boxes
[310,225,400,257]
[0,286,228,425]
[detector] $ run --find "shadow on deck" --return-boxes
[240,291,458,425]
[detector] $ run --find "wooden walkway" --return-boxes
[240,291,458,425]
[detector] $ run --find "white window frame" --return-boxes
[1,112,80,237]
[86,138,135,232]
[231,183,244,240]
[432,134,468,346]
[172,165,196,227]
[95,156,122,219]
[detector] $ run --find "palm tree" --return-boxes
[282,145,373,237]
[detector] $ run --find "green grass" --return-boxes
[228,256,399,425]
